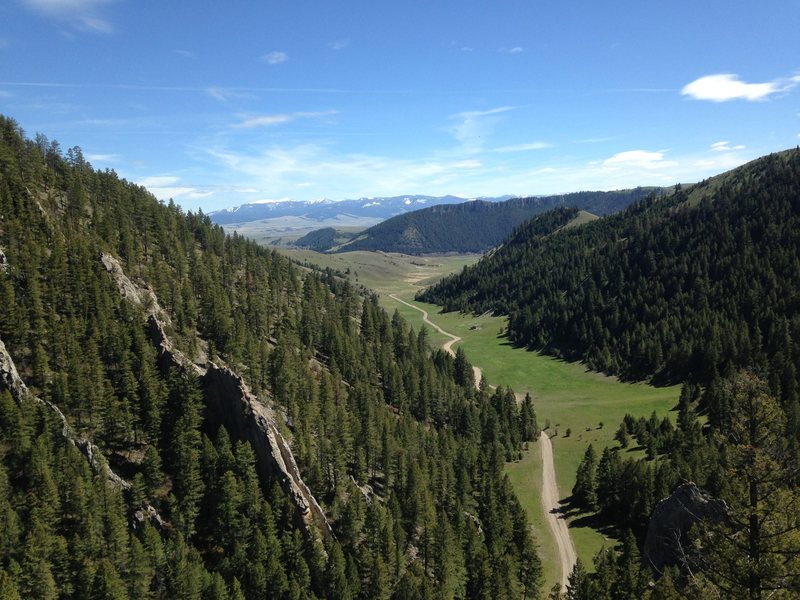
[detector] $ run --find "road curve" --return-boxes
[540,431,578,590]
[389,294,576,588]
[389,294,480,390]
[389,294,462,357]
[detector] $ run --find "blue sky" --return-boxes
[1,0,798,211]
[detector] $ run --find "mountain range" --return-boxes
[323,189,661,254]
[208,194,513,225]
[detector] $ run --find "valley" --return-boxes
[5,1,799,596]
[276,245,680,590]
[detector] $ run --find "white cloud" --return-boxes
[681,73,800,102]
[204,141,492,202]
[231,110,337,129]
[86,153,119,162]
[174,49,194,58]
[0,90,12,98]
[710,141,745,152]
[449,106,515,150]
[0,39,9,49]
[500,46,524,54]
[603,150,678,170]
[262,51,288,65]
[491,141,551,153]
[23,0,114,33]
[138,176,181,187]
[329,40,349,50]
[136,175,213,201]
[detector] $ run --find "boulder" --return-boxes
[643,482,727,574]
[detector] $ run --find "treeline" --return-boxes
[0,116,541,598]
[338,189,657,254]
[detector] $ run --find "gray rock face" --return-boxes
[200,363,332,539]
[102,252,332,541]
[0,335,163,526]
[643,482,727,573]
[0,247,8,272]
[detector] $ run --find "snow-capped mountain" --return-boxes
[208,195,513,225]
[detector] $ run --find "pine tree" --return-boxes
[698,372,800,599]
[572,444,598,511]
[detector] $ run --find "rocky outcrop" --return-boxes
[0,247,8,272]
[643,482,727,574]
[0,336,163,527]
[102,252,332,540]
[201,364,332,538]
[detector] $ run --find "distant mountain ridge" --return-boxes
[208,194,513,225]
[333,188,661,254]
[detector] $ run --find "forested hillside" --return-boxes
[421,149,800,598]
[336,189,659,254]
[294,227,356,252]
[0,116,542,599]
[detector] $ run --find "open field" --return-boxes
[221,218,375,246]
[276,247,680,590]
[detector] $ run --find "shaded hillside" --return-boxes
[294,226,356,251]
[0,116,542,598]
[337,189,660,254]
[420,150,800,406]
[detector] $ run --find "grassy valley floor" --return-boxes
[276,247,680,590]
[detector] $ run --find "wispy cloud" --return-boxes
[173,49,194,58]
[603,150,678,170]
[490,141,551,153]
[710,141,745,152]
[136,175,213,201]
[206,87,257,102]
[449,106,515,150]
[575,136,617,144]
[261,51,288,65]
[86,153,119,163]
[682,73,800,102]
[0,39,9,49]
[329,39,349,50]
[500,46,524,54]
[231,110,338,129]
[23,0,115,33]
[204,141,489,202]
[0,90,12,98]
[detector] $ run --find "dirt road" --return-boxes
[389,294,461,356]
[540,431,578,590]
[389,294,576,588]
[389,294,481,390]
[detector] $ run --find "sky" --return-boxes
[1,1,798,212]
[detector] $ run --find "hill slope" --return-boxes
[419,150,800,405]
[0,116,542,598]
[337,189,660,254]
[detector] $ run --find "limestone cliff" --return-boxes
[101,253,332,540]
[0,335,163,528]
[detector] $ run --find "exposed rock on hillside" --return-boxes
[102,252,333,540]
[643,482,727,573]
[0,335,164,527]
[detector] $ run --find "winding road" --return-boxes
[388,294,577,588]
[389,294,485,389]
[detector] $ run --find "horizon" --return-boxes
[1,1,798,212]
